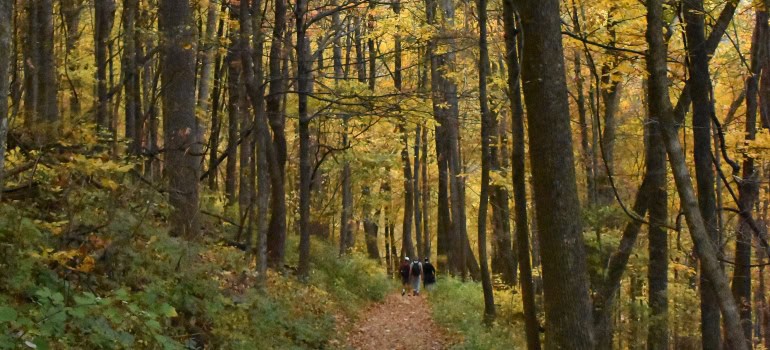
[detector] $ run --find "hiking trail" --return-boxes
[342,291,455,349]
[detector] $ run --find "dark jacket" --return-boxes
[423,262,436,284]
[399,261,410,282]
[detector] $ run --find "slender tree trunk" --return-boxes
[502,6,540,349]
[570,4,595,206]
[160,0,201,239]
[207,8,227,191]
[123,0,142,154]
[646,88,669,350]
[225,34,242,206]
[62,0,83,117]
[513,0,594,347]
[476,0,495,323]
[422,126,431,259]
[682,2,724,347]
[0,0,11,200]
[296,0,313,279]
[490,112,516,286]
[23,1,40,131]
[95,0,116,132]
[392,0,415,259]
[414,125,423,258]
[733,6,768,347]
[266,0,288,268]
[197,2,219,113]
[646,0,747,347]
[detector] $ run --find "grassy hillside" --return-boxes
[0,152,391,349]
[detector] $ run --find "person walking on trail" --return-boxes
[400,257,411,296]
[422,258,436,292]
[409,258,423,296]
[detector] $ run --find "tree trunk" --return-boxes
[393,0,415,259]
[62,0,83,117]
[95,0,116,132]
[733,5,768,347]
[225,33,242,206]
[646,0,747,347]
[421,126,431,259]
[266,0,288,268]
[197,2,219,114]
[570,4,595,207]
[683,2,724,347]
[160,0,200,239]
[123,0,142,155]
[476,0,495,323]
[0,0,11,200]
[296,0,313,279]
[207,8,227,191]
[23,0,40,131]
[646,88,669,350]
[501,5,540,349]
[513,0,595,347]
[414,125,423,258]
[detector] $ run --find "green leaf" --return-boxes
[0,306,17,323]
[158,303,178,318]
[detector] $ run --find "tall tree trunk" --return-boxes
[733,5,768,347]
[238,0,270,281]
[266,0,288,268]
[476,0,495,324]
[393,0,415,259]
[421,126,431,259]
[683,0,724,347]
[296,0,313,279]
[334,8,354,255]
[197,2,219,113]
[595,8,622,206]
[513,0,594,347]
[0,0,11,200]
[160,0,201,239]
[95,0,116,132]
[23,0,40,131]
[62,0,84,117]
[207,8,227,191]
[225,34,242,206]
[34,0,58,144]
[646,88,669,350]
[414,125,423,258]
[123,0,142,154]
[646,0,747,347]
[502,6,540,349]
[570,4,595,207]
[490,112,516,286]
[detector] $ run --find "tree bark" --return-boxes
[513,0,594,347]
[502,5,540,349]
[296,0,313,279]
[476,0,495,324]
[732,5,768,347]
[0,0,11,200]
[682,0,724,347]
[225,32,242,206]
[266,0,288,268]
[95,0,116,132]
[160,0,201,239]
[646,0,747,347]
[123,0,142,155]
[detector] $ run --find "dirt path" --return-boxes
[343,292,454,350]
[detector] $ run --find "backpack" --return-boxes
[411,261,421,276]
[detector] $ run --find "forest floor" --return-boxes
[342,291,455,349]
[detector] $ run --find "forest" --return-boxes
[1,0,770,348]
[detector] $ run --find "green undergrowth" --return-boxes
[0,147,390,349]
[427,277,528,349]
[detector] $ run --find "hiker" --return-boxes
[422,258,436,292]
[408,258,423,296]
[400,257,411,296]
